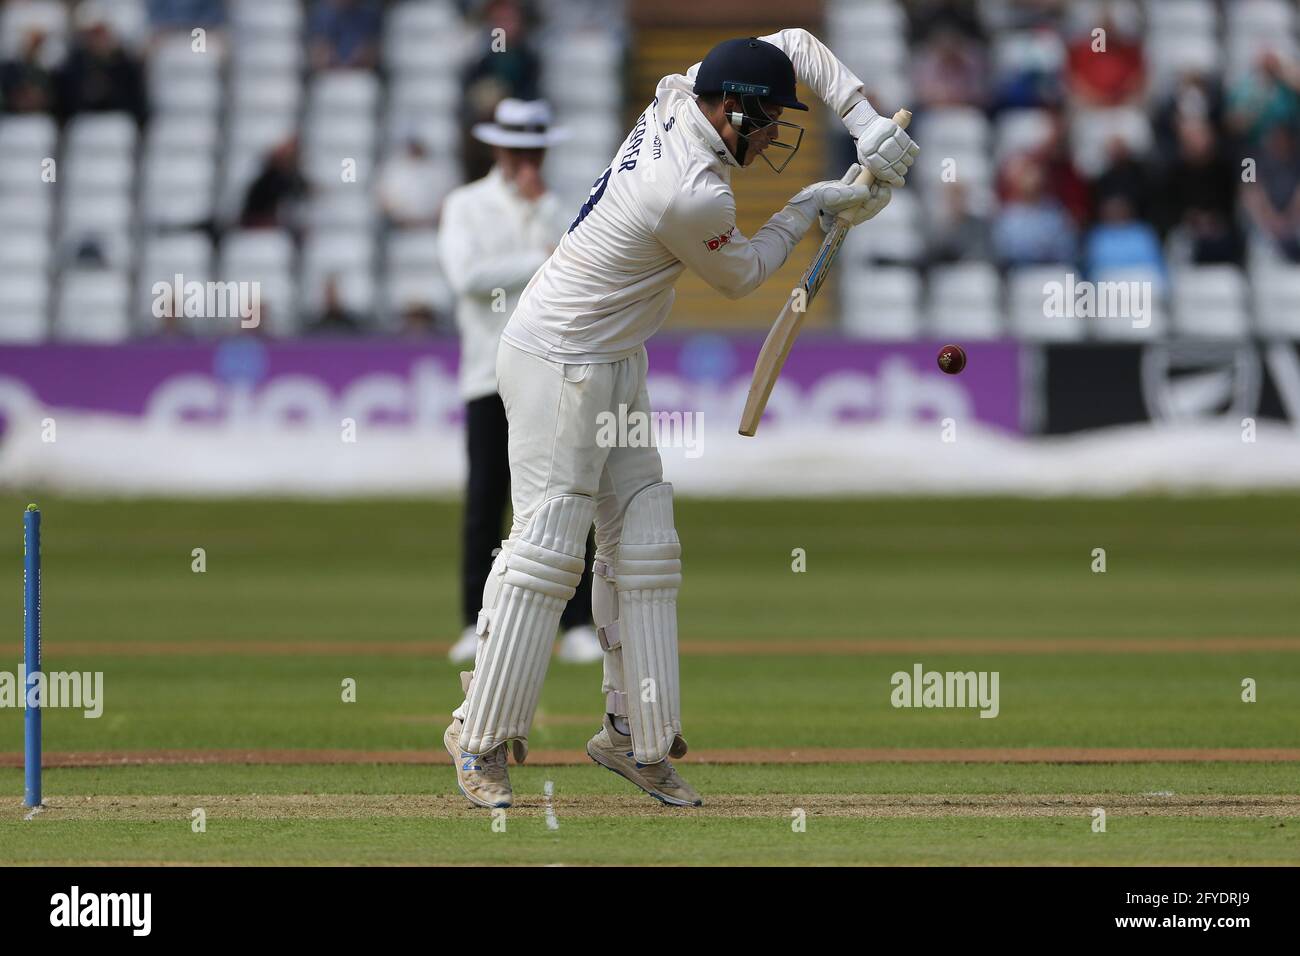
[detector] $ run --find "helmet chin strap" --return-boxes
[727,111,751,165]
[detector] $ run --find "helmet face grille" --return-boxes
[726,91,805,173]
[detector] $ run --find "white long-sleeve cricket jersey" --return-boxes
[502,28,871,364]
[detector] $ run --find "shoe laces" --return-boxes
[478,744,508,776]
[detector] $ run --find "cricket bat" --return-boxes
[738,108,911,437]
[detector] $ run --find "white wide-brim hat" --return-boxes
[472,98,569,148]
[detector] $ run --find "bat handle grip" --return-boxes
[843,108,912,209]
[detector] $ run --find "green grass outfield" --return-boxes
[1,494,1297,865]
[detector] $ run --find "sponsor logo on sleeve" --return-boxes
[704,227,735,251]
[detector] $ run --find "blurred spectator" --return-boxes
[57,17,147,124]
[240,138,308,231]
[1091,137,1152,222]
[993,154,1078,265]
[1153,72,1224,165]
[912,27,988,109]
[0,29,56,113]
[1241,124,1300,262]
[1084,195,1167,283]
[460,0,542,181]
[992,28,1066,110]
[375,136,449,228]
[927,182,992,263]
[309,275,363,334]
[146,0,227,33]
[1227,51,1300,147]
[399,303,439,337]
[908,0,984,42]
[1156,119,1241,264]
[1032,110,1089,223]
[308,0,383,71]
[1065,13,1144,106]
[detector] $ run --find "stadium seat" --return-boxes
[1172,266,1250,338]
[0,156,42,193]
[1008,266,1087,342]
[146,116,220,157]
[301,231,377,314]
[1145,0,1218,34]
[927,264,1004,340]
[995,109,1054,163]
[0,192,53,233]
[385,0,472,71]
[231,72,302,115]
[151,74,224,115]
[0,114,58,159]
[1069,108,1154,177]
[917,108,991,157]
[140,155,216,228]
[305,191,377,231]
[384,272,453,327]
[150,32,222,82]
[826,0,907,38]
[54,271,131,342]
[59,193,133,235]
[221,229,295,273]
[387,230,441,271]
[0,232,51,272]
[839,188,924,265]
[231,35,304,73]
[1146,34,1221,92]
[1253,267,1300,336]
[0,273,49,340]
[0,311,47,344]
[65,113,138,158]
[841,265,921,340]
[1089,267,1168,341]
[841,33,909,76]
[137,231,214,334]
[1064,0,1142,37]
[1227,0,1296,33]
[310,71,382,115]
[230,0,303,38]
[219,230,299,335]
[65,154,135,193]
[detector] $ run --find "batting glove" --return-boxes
[789,170,873,233]
[816,163,892,232]
[843,101,918,188]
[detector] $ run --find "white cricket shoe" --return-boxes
[556,625,604,663]
[586,716,702,807]
[444,717,512,809]
[448,625,478,663]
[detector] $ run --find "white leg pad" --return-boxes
[614,482,686,764]
[459,493,596,760]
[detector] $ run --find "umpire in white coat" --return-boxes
[437,99,603,666]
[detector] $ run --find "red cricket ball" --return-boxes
[937,344,966,375]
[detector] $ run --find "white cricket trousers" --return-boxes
[495,338,665,553]
[451,338,667,721]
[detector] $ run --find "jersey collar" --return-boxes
[679,95,741,170]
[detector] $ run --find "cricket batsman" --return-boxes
[445,30,919,808]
